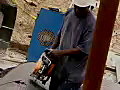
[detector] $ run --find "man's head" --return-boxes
[73,0,96,18]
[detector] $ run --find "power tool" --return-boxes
[30,49,56,85]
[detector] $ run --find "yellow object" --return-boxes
[60,8,67,12]
[11,0,17,4]
[11,0,37,20]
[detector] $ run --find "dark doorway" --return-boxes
[0,4,17,48]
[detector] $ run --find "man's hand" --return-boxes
[51,48,82,57]
[46,49,63,62]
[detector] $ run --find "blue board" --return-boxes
[27,8,64,62]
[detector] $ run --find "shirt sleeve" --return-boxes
[77,25,95,55]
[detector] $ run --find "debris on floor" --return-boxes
[0,48,27,70]
[104,51,120,83]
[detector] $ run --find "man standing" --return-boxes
[34,0,96,90]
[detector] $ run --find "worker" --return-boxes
[34,0,96,90]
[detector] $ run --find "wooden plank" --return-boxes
[0,12,4,28]
[83,0,119,89]
[115,60,120,83]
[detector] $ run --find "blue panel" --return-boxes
[27,8,64,62]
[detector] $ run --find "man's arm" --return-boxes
[51,48,85,56]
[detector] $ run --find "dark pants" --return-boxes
[49,55,87,90]
[57,81,82,90]
[49,75,82,90]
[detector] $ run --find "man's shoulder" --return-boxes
[87,11,96,26]
[88,11,96,22]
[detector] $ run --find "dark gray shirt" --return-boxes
[58,10,96,54]
[56,9,96,83]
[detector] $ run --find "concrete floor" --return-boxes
[0,48,120,90]
[0,62,120,90]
